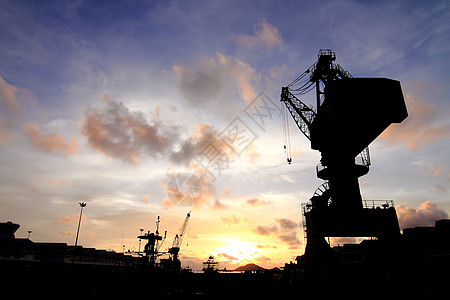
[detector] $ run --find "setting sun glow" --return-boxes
[215,238,257,263]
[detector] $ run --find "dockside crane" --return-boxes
[281,49,408,270]
[167,211,191,268]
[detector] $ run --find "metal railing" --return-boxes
[362,200,394,209]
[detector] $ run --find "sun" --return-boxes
[215,238,257,262]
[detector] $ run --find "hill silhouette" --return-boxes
[233,263,267,271]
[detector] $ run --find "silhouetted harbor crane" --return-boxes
[161,211,191,271]
[281,49,408,271]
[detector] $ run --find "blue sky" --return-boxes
[1,0,449,269]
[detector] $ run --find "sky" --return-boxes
[1,0,449,270]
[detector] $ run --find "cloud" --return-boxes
[48,179,68,186]
[255,256,273,264]
[169,122,223,166]
[256,244,277,249]
[254,225,278,236]
[221,214,243,226]
[82,95,228,167]
[217,252,238,261]
[162,168,220,210]
[433,184,447,193]
[0,75,38,144]
[396,201,448,229]
[142,194,150,204]
[82,94,178,164]
[278,232,301,249]
[254,218,302,249]
[0,118,14,144]
[0,75,23,116]
[380,89,450,150]
[58,231,74,237]
[211,199,228,210]
[57,213,85,225]
[162,196,175,210]
[244,197,270,207]
[236,19,283,50]
[276,218,299,230]
[423,162,448,178]
[245,144,261,163]
[25,124,78,155]
[173,53,259,103]
[224,187,232,195]
[172,62,222,105]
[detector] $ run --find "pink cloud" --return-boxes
[396,201,448,229]
[58,231,74,237]
[380,90,450,150]
[246,144,261,163]
[254,225,278,236]
[48,179,68,186]
[0,75,30,144]
[276,218,298,230]
[224,187,232,195]
[236,19,283,50]
[25,124,78,155]
[58,214,86,225]
[217,252,238,261]
[162,196,175,210]
[244,197,270,206]
[142,194,150,204]
[0,118,15,144]
[254,218,302,249]
[423,162,448,178]
[221,214,241,226]
[278,232,301,249]
[173,53,259,103]
[82,96,226,166]
[0,75,23,115]
[82,95,174,165]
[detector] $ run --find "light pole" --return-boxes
[75,202,86,247]
[138,228,144,254]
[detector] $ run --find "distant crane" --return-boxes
[167,211,191,269]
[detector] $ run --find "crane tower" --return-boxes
[167,211,191,270]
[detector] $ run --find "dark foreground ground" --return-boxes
[1,258,448,299]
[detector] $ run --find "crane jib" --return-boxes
[281,87,316,140]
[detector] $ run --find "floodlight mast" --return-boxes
[74,202,86,247]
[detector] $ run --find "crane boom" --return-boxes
[281,49,352,142]
[281,87,316,140]
[171,211,191,248]
[168,211,191,267]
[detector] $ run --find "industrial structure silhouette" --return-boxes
[281,49,406,269]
